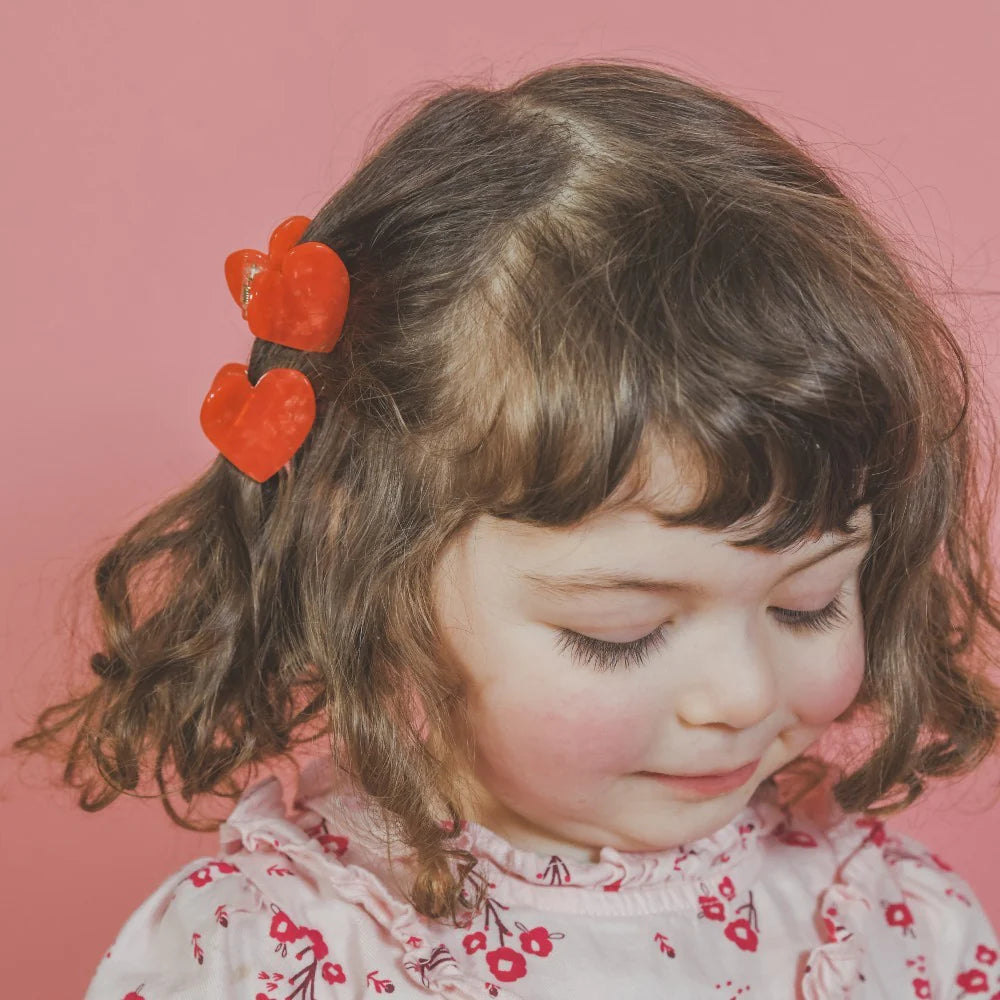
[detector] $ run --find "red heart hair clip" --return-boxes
[200,363,316,483]
[224,215,350,353]
[201,215,350,482]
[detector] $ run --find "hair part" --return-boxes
[13,57,1000,923]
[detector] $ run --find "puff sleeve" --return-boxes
[799,813,1000,998]
[84,856,274,1000]
[883,830,1000,998]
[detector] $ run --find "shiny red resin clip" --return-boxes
[199,363,316,482]
[224,215,350,353]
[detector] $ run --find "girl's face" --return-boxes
[432,447,872,861]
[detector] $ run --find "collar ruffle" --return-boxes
[219,758,888,998]
[451,781,787,895]
[290,757,790,914]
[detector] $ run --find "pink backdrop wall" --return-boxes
[2,2,998,995]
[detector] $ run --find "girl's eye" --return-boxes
[554,594,851,673]
[774,593,850,633]
[554,623,669,673]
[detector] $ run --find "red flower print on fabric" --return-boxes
[899,954,942,1000]
[322,963,346,984]
[948,941,1000,999]
[303,818,350,859]
[536,855,571,885]
[822,904,852,944]
[855,816,887,847]
[404,944,458,988]
[190,869,211,888]
[654,932,676,958]
[718,876,736,900]
[946,886,974,908]
[256,970,286,996]
[698,895,726,921]
[298,927,329,961]
[884,901,915,936]
[270,908,300,950]
[121,989,145,1000]
[696,881,761,954]
[187,859,240,888]
[724,918,759,952]
[463,931,487,954]
[517,922,562,957]
[262,903,344,1000]
[459,891,564,987]
[672,847,697,873]
[955,967,989,993]
[366,970,396,993]
[904,954,931,997]
[713,978,752,998]
[978,945,999,965]
[486,947,527,983]
[317,835,349,858]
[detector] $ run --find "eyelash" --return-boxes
[554,594,851,673]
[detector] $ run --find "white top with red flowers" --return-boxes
[84,757,1000,1000]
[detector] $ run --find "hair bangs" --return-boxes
[450,191,894,554]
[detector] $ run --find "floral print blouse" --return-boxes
[85,757,1000,999]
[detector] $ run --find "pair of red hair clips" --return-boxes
[199,215,350,482]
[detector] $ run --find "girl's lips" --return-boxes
[640,758,761,798]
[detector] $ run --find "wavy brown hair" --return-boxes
[12,58,1000,925]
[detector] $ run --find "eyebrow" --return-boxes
[521,531,872,599]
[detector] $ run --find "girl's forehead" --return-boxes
[616,436,707,509]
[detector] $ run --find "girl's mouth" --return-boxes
[638,758,761,798]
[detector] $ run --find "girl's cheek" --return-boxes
[480,684,655,772]
[551,701,653,769]
[792,627,866,726]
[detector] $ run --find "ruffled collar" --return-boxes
[451,782,785,894]
[226,761,877,995]
[292,757,790,908]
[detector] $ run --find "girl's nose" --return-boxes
[672,633,780,731]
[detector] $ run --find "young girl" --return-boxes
[16,58,1000,999]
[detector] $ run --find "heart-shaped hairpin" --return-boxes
[200,362,316,483]
[224,215,350,353]
[202,215,350,481]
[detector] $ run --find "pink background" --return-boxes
[2,2,999,995]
